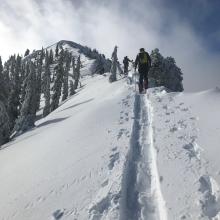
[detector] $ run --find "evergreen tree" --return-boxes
[149,48,184,91]
[62,51,71,101]
[109,46,118,82]
[19,63,26,104]
[0,59,10,145]
[69,57,76,95]
[69,80,75,96]
[49,49,54,64]
[7,55,21,130]
[149,48,165,87]
[72,57,76,78]
[73,56,81,91]
[2,61,10,106]
[20,62,29,105]
[24,49,30,57]
[15,55,22,109]
[0,57,3,77]
[55,44,59,57]
[0,57,8,105]
[13,62,37,133]
[164,57,184,92]
[36,48,44,110]
[0,102,10,146]
[42,50,51,117]
[51,49,64,111]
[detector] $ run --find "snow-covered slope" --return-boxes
[0,74,135,220]
[0,69,220,219]
[46,41,97,76]
[149,87,220,219]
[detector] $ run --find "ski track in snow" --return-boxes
[120,92,167,220]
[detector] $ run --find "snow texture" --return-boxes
[0,65,220,220]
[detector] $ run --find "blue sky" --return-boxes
[0,0,219,91]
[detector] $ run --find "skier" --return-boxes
[134,48,151,93]
[123,56,132,75]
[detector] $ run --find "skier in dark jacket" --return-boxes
[123,56,132,75]
[135,48,151,93]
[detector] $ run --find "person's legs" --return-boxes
[139,72,144,93]
[124,65,128,75]
[143,73,148,89]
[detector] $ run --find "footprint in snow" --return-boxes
[163,105,168,110]
[199,175,220,218]
[183,142,200,160]
[52,209,65,220]
[117,129,126,139]
[108,152,119,170]
[101,179,109,187]
[178,136,185,140]
[111,147,117,152]
[190,116,198,121]
[170,125,179,133]
[181,107,189,112]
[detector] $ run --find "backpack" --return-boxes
[139,52,148,65]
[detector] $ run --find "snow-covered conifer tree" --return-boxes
[13,62,37,133]
[0,56,10,144]
[164,57,184,92]
[49,49,54,64]
[0,102,10,146]
[55,44,59,57]
[73,56,81,90]
[42,50,51,117]
[0,57,8,105]
[0,57,10,144]
[72,57,76,77]
[24,49,30,57]
[51,49,64,111]
[109,46,118,82]
[36,48,44,110]
[8,55,21,130]
[62,51,71,101]
[148,48,166,87]
[69,80,75,96]
[149,48,184,91]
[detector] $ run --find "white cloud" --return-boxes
[0,0,219,91]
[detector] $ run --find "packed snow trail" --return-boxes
[120,90,167,220]
[120,94,141,220]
